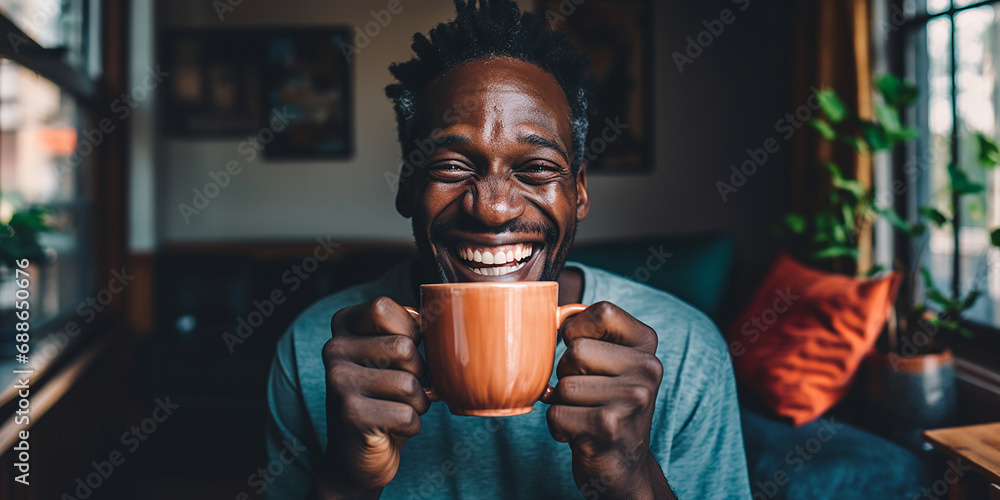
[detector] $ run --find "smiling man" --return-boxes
[265,1,751,499]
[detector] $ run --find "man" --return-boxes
[266,1,751,498]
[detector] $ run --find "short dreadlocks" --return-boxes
[385,0,593,174]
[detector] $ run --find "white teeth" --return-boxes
[506,250,514,262]
[470,262,525,276]
[473,250,483,263]
[482,251,494,265]
[524,246,532,257]
[494,251,507,264]
[513,247,522,260]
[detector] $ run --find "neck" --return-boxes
[557,266,584,305]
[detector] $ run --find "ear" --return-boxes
[395,177,413,218]
[575,162,590,221]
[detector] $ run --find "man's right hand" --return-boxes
[315,297,431,499]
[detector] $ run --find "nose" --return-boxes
[463,175,526,228]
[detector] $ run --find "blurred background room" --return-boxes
[1,0,1000,498]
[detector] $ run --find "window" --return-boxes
[902,0,1000,328]
[0,1,101,373]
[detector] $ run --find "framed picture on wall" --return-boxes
[536,0,653,173]
[160,28,354,160]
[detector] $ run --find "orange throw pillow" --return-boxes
[726,254,901,426]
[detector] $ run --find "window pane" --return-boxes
[929,0,951,15]
[921,16,955,305]
[953,6,1000,325]
[0,0,89,70]
[0,60,89,332]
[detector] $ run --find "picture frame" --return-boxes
[160,27,354,160]
[536,0,653,173]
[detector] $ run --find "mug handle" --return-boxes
[403,306,440,403]
[539,303,589,404]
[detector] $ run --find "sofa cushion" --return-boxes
[568,233,733,321]
[740,407,931,499]
[725,254,901,425]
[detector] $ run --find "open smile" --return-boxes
[441,238,543,279]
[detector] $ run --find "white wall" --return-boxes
[151,0,792,249]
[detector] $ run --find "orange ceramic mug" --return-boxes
[404,282,587,417]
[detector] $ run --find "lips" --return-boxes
[452,241,538,276]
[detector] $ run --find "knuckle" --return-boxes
[627,385,653,407]
[598,409,619,439]
[370,296,396,320]
[642,354,663,381]
[396,372,421,396]
[589,301,616,322]
[391,335,414,360]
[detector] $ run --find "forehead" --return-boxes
[418,57,573,141]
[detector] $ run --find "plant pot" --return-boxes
[864,348,956,450]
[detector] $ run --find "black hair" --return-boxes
[385,0,593,174]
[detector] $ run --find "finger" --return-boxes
[561,302,657,354]
[325,334,427,380]
[553,375,655,409]
[356,368,432,415]
[556,338,662,379]
[334,297,421,342]
[546,404,618,446]
[347,397,422,440]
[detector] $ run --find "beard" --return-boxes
[411,213,578,284]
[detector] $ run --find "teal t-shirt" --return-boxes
[265,261,751,499]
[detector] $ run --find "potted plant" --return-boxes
[0,196,53,353]
[778,75,1000,447]
[866,129,1000,448]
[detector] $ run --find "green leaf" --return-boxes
[877,205,912,232]
[875,102,902,134]
[961,289,983,311]
[948,163,986,195]
[842,203,856,232]
[783,213,806,234]
[817,89,848,123]
[958,327,976,339]
[839,135,869,153]
[921,266,944,298]
[991,228,1000,247]
[863,264,886,277]
[812,245,858,259]
[908,222,927,236]
[863,122,892,151]
[919,206,948,227]
[876,74,919,107]
[976,132,1000,168]
[893,127,919,142]
[809,118,838,140]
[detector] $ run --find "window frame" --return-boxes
[892,0,1000,363]
[0,0,128,410]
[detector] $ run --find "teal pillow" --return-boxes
[568,233,733,321]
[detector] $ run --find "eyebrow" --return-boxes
[428,133,569,164]
[518,134,569,164]
[431,135,472,148]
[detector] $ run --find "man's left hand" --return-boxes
[547,301,674,500]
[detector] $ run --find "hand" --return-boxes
[317,297,431,498]
[547,301,672,500]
